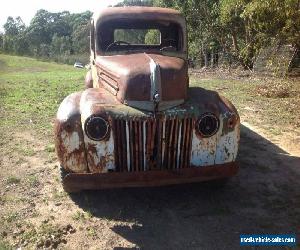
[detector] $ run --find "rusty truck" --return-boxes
[54,7,240,192]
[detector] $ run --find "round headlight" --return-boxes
[85,116,110,141]
[197,113,219,138]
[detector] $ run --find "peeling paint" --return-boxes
[61,131,80,152]
[190,117,239,167]
[84,130,115,173]
[190,130,217,166]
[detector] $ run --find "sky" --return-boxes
[0,0,121,32]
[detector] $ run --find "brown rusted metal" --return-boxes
[111,116,195,173]
[167,118,175,169]
[156,119,162,169]
[186,118,194,166]
[62,162,239,192]
[150,119,157,169]
[138,120,143,171]
[180,117,186,168]
[123,120,128,171]
[134,120,139,172]
[163,119,169,168]
[54,92,88,173]
[172,117,179,168]
[96,54,188,111]
[129,120,134,172]
[113,119,120,171]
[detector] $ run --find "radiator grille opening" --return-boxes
[112,117,193,172]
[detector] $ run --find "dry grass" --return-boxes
[255,79,294,98]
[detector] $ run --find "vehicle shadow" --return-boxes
[70,124,300,249]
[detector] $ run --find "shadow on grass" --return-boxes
[69,125,300,249]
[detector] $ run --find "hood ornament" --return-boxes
[153,93,160,103]
[148,55,162,112]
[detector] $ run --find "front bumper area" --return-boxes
[62,162,238,192]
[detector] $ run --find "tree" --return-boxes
[154,0,222,66]
[71,23,90,54]
[0,33,3,52]
[3,16,25,36]
[51,34,72,55]
[115,0,153,6]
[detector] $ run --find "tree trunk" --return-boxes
[202,45,208,67]
[231,33,239,53]
[204,53,208,67]
[211,50,214,67]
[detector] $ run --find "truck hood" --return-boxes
[95,53,188,111]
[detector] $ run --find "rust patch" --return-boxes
[55,115,87,173]
[62,162,239,192]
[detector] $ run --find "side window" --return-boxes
[90,20,95,58]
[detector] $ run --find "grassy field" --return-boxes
[0,54,84,139]
[0,55,85,248]
[190,74,300,136]
[0,54,299,249]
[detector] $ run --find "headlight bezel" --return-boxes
[196,113,220,138]
[84,115,110,141]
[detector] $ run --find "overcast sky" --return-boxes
[0,0,121,32]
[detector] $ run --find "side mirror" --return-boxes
[74,62,84,69]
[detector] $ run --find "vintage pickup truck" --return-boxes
[55,7,240,192]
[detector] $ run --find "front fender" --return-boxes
[54,91,88,173]
[85,70,93,89]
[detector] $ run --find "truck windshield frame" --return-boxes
[96,19,185,56]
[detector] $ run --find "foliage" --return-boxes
[3,16,25,36]
[153,0,299,68]
[115,0,154,6]
[1,10,92,64]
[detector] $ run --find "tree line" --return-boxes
[0,10,92,64]
[1,0,299,68]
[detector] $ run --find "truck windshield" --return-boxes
[97,20,183,54]
[114,29,161,45]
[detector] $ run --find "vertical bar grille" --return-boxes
[113,117,193,172]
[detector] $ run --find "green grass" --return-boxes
[190,76,300,136]
[0,239,12,250]
[27,175,39,187]
[3,211,19,223]
[6,176,21,185]
[0,54,85,139]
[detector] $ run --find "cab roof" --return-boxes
[93,6,185,26]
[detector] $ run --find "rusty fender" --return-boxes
[54,92,88,173]
[62,162,239,192]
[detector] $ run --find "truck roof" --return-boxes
[93,6,185,26]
